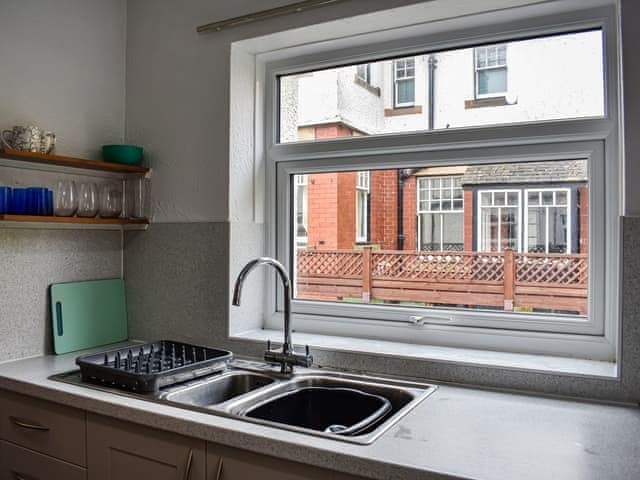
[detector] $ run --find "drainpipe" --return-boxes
[427,54,437,130]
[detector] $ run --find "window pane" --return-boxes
[279,30,604,143]
[477,68,507,95]
[396,79,415,105]
[527,207,546,253]
[293,160,587,316]
[549,207,568,253]
[419,213,442,250]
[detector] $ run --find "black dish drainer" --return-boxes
[76,340,233,392]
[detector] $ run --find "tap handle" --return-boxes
[267,339,271,352]
[305,345,310,356]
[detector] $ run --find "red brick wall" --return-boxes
[369,170,386,247]
[403,176,417,251]
[307,173,338,249]
[463,189,474,251]
[578,186,588,254]
[337,171,356,249]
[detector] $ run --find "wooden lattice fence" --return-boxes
[296,248,588,314]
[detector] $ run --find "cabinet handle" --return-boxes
[9,416,50,432]
[182,449,194,480]
[215,458,224,480]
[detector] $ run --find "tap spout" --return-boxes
[232,257,292,354]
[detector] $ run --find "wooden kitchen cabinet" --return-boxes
[206,442,366,480]
[87,414,206,480]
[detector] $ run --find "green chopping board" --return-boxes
[50,278,128,354]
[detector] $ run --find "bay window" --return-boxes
[478,190,521,252]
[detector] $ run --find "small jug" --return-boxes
[40,131,56,154]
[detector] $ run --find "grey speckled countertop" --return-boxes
[1,348,640,480]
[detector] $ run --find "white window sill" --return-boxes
[231,329,617,379]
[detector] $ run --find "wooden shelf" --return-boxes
[0,149,150,174]
[0,214,149,230]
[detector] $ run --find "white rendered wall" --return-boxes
[0,0,126,159]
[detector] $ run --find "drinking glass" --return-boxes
[99,183,123,218]
[54,180,77,217]
[77,182,98,217]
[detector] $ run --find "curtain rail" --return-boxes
[197,0,346,34]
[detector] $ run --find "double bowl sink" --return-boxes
[55,360,437,444]
[154,361,437,444]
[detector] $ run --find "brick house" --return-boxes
[295,126,588,255]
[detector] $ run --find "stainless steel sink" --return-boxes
[223,372,434,443]
[161,371,275,407]
[51,360,436,444]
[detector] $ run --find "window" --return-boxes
[294,174,308,247]
[393,58,415,107]
[356,171,370,243]
[356,63,372,85]
[475,45,507,98]
[525,189,570,253]
[266,7,618,360]
[417,176,464,251]
[478,190,521,252]
[279,30,603,142]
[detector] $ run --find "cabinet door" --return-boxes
[0,440,87,480]
[207,443,366,480]
[87,414,205,480]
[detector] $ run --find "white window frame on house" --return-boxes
[261,6,620,361]
[356,63,372,85]
[355,171,370,243]
[417,176,464,251]
[524,188,572,254]
[393,58,415,107]
[475,44,508,98]
[293,174,308,247]
[477,189,522,252]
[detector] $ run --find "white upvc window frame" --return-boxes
[356,63,372,85]
[262,6,620,361]
[293,174,308,246]
[475,44,508,98]
[393,57,415,107]
[477,189,523,252]
[524,187,573,254]
[355,171,370,243]
[417,176,465,251]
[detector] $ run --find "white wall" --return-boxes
[0,0,126,159]
[125,0,436,223]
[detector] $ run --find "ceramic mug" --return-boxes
[1,125,42,152]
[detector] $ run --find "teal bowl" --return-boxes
[102,145,144,166]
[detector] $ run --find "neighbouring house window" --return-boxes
[417,176,464,251]
[475,45,507,98]
[356,63,372,85]
[356,171,370,243]
[525,189,570,253]
[393,58,415,107]
[478,190,521,252]
[294,174,308,246]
